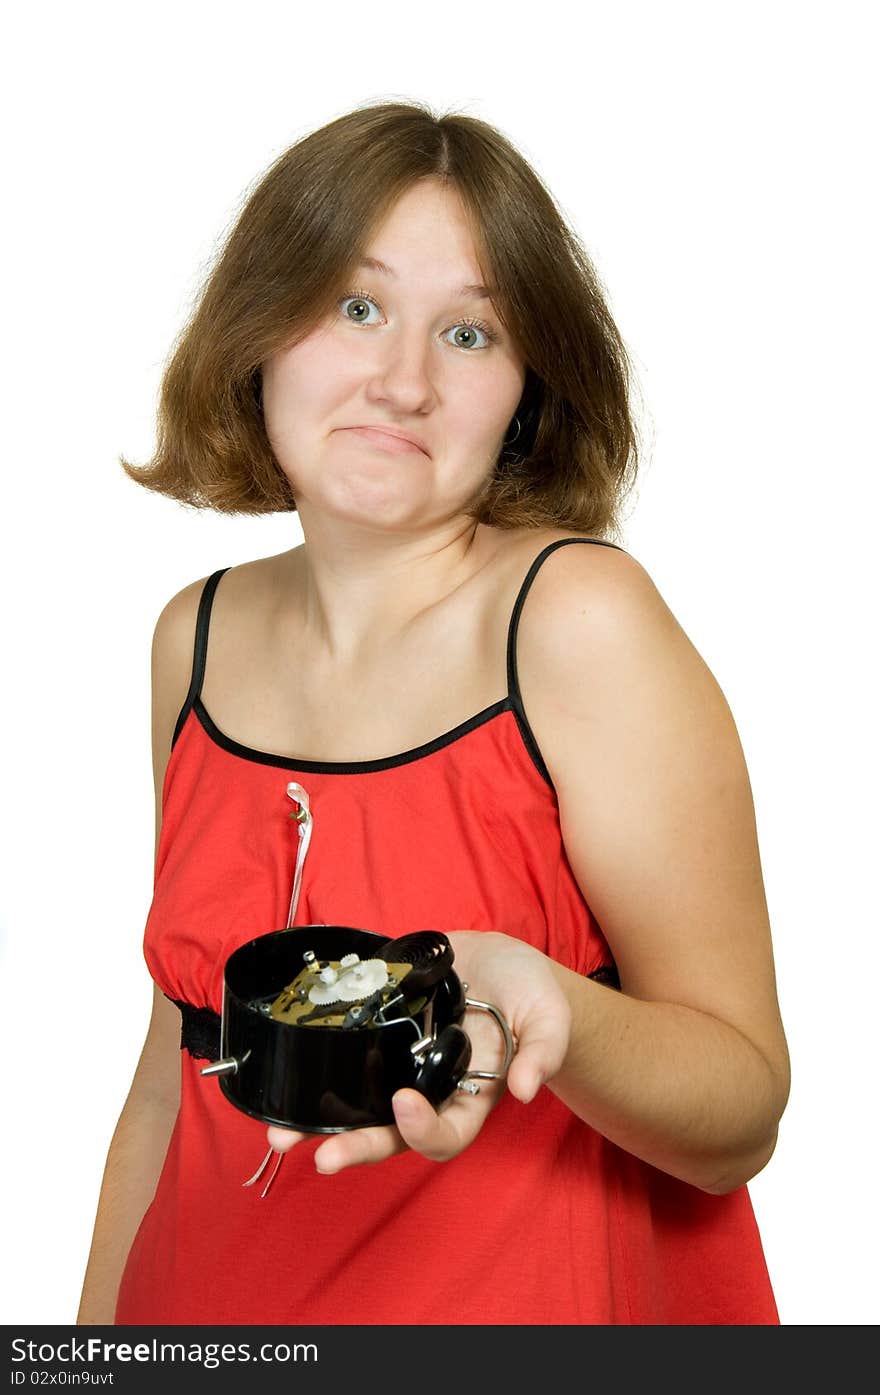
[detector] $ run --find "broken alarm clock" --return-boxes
[200,925,514,1132]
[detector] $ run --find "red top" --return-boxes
[115,536,779,1326]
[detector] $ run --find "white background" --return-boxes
[2,0,876,1327]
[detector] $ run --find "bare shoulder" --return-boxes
[149,550,296,750]
[149,573,224,817]
[151,575,211,730]
[151,573,212,653]
[484,525,630,606]
[501,524,637,576]
[149,551,288,697]
[508,527,658,657]
[515,536,735,795]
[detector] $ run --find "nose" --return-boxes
[365,326,437,415]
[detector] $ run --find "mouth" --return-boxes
[342,426,429,456]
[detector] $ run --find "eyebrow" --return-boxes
[356,255,497,302]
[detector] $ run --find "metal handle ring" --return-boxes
[459,996,517,1084]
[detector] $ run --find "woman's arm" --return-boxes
[76,986,181,1323]
[77,578,206,1322]
[545,968,784,1193]
[517,542,791,1193]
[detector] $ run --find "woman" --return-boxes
[77,100,790,1325]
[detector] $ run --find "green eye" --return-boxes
[337,290,498,348]
[340,292,379,324]
[444,322,497,350]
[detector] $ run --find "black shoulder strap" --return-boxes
[171,568,231,749]
[506,537,626,785]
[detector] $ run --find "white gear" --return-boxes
[333,959,389,1002]
[307,980,345,1006]
[339,953,360,968]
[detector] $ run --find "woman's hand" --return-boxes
[265,931,571,1174]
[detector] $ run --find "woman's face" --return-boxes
[262,178,527,531]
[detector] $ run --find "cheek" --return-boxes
[264,331,348,415]
[447,367,522,443]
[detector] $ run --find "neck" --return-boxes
[289,508,486,667]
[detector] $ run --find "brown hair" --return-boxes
[120,98,642,539]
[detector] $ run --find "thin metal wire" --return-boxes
[286,782,313,928]
[260,1150,285,1199]
[241,1145,286,1199]
[241,1145,275,1188]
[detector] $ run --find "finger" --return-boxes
[266,1124,309,1153]
[313,1123,407,1175]
[390,1087,486,1161]
[506,1054,546,1105]
[504,1015,570,1105]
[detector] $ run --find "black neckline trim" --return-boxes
[192,693,515,774]
[169,536,626,788]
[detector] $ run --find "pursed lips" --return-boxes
[342,426,429,456]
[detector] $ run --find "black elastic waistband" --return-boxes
[587,963,621,990]
[168,963,617,1062]
[170,998,221,1061]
